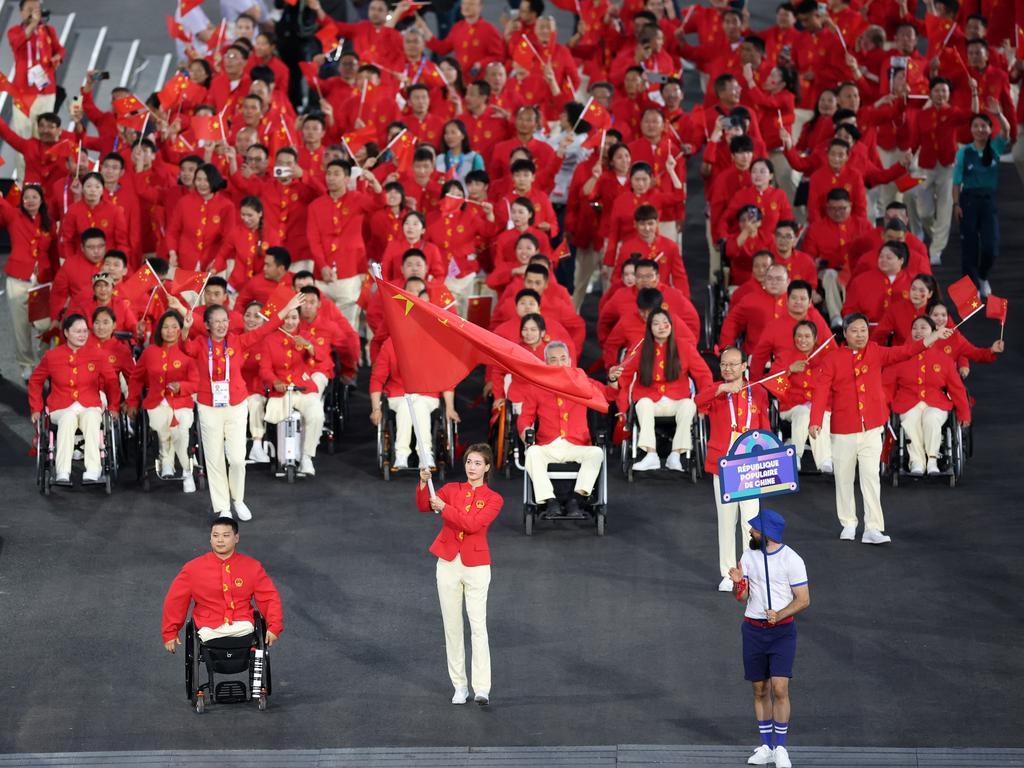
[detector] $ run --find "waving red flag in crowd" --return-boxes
[985,295,1008,324]
[947,275,983,321]
[191,115,225,143]
[158,72,205,112]
[166,16,192,44]
[260,281,297,319]
[118,262,161,304]
[376,277,608,411]
[170,268,210,295]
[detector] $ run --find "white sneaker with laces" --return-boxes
[862,528,892,545]
[774,745,792,768]
[631,451,661,471]
[216,510,233,519]
[248,441,270,463]
[839,525,856,541]
[55,473,70,483]
[159,461,175,479]
[474,691,489,706]
[299,456,315,476]
[665,452,685,472]
[820,459,833,474]
[747,744,775,765]
[979,279,992,298]
[926,458,940,475]
[909,462,925,476]
[718,576,735,592]
[451,687,469,705]
[182,474,196,493]
[393,453,410,470]
[82,470,102,483]
[21,366,32,381]
[234,501,253,521]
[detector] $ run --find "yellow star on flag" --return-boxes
[391,293,414,316]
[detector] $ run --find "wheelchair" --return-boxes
[489,397,526,479]
[619,380,708,484]
[704,238,731,350]
[184,607,272,714]
[134,404,207,492]
[266,384,314,483]
[321,377,351,455]
[35,407,118,495]
[376,397,458,482]
[885,410,969,488]
[522,418,610,537]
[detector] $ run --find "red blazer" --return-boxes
[306,189,379,278]
[884,346,971,421]
[165,191,236,271]
[617,336,713,409]
[695,383,770,474]
[235,273,294,314]
[602,308,697,369]
[381,237,445,283]
[85,335,135,380]
[28,343,121,414]
[749,310,832,377]
[718,290,788,353]
[299,315,360,380]
[258,330,320,396]
[369,338,437,398]
[416,482,504,567]
[598,283,700,343]
[519,379,596,446]
[161,551,283,642]
[60,199,129,262]
[842,269,912,324]
[772,249,819,290]
[181,316,284,407]
[615,234,689,297]
[127,342,199,410]
[0,197,54,281]
[769,346,834,412]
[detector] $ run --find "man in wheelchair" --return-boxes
[519,341,609,517]
[162,517,283,651]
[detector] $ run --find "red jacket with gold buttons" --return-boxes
[258,330,321,397]
[811,339,926,434]
[28,343,122,414]
[617,336,713,408]
[842,268,912,324]
[0,196,54,282]
[519,376,602,446]
[165,191,236,272]
[127,342,200,410]
[161,551,283,642]
[769,346,834,412]
[695,383,770,474]
[181,317,284,407]
[884,346,971,421]
[416,481,504,566]
[306,188,380,278]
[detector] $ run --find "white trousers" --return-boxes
[197,620,255,643]
[908,164,954,258]
[713,474,758,579]
[874,148,904,215]
[265,390,325,457]
[197,402,248,513]
[436,553,491,693]
[444,272,476,318]
[147,403,194,473]
[319,274,364,332]
[899,401,948,469]
[572,245,603,310]
[635,396,696,453]
[780,405,832,469]
[50,405,102,476]
[831,427,884,531]
[389,394,437,460]
[524,437,603,502]
[5,276,43,369]
[820,269,845,322]
[247,394,266,440]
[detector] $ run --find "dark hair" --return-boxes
[101,152,125,169]
[636,287,663,312]
[463,442,494,483]
[103,250,128,267]
[515,288,542,305]
[630,161,654,177]
[787,280,813,299]
[401,248,426,264]
[62,313,87,334]
[729,135,755,154]
[510,158,536,175]
[265,246,291,269]
[91,306,117,325]
[464,169,489,186]
[520,312,546,336]
[81,171,104,189]
[196,162,227,193]
[524,264,550,281]
[205,276,228,292]
[880,240,909,264]
[793,318,818,340]
[970,112,996,165]
[19,183,51,232]
[911,273,941,308]
[211,516,239,533]
[441,118,471,154]
[81,227,106,245]
[639,310,680,386]
[842,312,869,334]
[299,285,321,299]
[516,232,540,250]
[511,196,536,224]
[154,310,185,346]
[913,314,938,333]
[203,304,228,325]
[634,204,659,222]
[635,258,659,274]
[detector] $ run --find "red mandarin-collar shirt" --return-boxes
[28,343,121,413]
[415,481,503,566]
[127,342,199,410]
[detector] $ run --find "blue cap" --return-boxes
[748,509,785,543]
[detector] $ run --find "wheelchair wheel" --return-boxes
[41,466,51,496]
[195,693,206,714]
[689,455,698,484]
[258,692,268,711]
[596,512,606,537]
[105,474,112,495]
[523,510,534,536]
[184,622,196,701]
[286,464,296,484]
[949,421,964,488]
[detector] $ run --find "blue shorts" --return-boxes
[742,620,797,681]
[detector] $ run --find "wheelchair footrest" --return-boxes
[214,680,248,704]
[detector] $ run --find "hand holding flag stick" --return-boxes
[407,394,436,497]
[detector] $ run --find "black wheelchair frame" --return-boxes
[376,396,458,482]
[135,404,207,492]
[184,607,272,714]
[886,410,969,488]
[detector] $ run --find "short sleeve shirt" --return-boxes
[740,545,808,620]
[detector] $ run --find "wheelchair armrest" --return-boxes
[524,428,536,447]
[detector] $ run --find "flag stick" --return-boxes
[954,303,985,329]
[405,393,435,497]
[1000,322,1005,342]
[572,97,593,133]
[381,128,408,153]
[757,506,772,617]
[807,334,835,359]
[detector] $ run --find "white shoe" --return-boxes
[299,456,315,476]
[474,691,489,706]
[393,453,410,470]
[73,449,84,461]
[234,501,253,521]
[909,462,924,476]
[55,473,70,483]
[159,462,175,479]
[665,452,685,472]
[21,366,32,381]
[248,441,270,464]
[979,279,991,298]
[774,745,792,768]
[926,458,940,475]
[82,470,102,483]
[862,528,891,545]
[929,251,942,266]
[839,525,856,541]
[718,576,734,592]
[182,474,196,493]
[820,459,833,474]
[747,744,775,765]
[631,451,661,471]
[216,510,233,519]
[451,687,469,705]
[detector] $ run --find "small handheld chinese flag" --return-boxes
[166,16,192,44]
[315,20,340,52]
[158,72,204,112]
[985,295,1008,324]
[190,115,223,143]
[179,0,204,15]
[511,35,537,70]
[299,61,321,92]
[947,275,982,320]
[758,372,791,400]
[552,240,571,262]
[894,174,924,193]
[27,283,51,323]
[583,99,612,130]
[260,281,296,319]
[342,123,378,150]
[112,94,145,118]
[389,129,416,172]
[170,268,210,295]
[118,263,160,304]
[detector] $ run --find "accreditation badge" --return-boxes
[211,380,230,408]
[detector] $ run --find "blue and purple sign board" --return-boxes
[717,429,800,504]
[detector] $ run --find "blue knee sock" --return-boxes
[774,721,788,747]
[758,720,774,747]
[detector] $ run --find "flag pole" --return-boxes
[405,393,436,497]
[572,96,593,133]
[954,303,985,329]
[757,505,772,618]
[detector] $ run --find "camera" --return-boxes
[90,71,111,83]
[40,9,51,20]
[272,166,291,179]
[645,71,670,85]
[727,115,744,129]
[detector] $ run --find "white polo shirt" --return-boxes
[740,544,808,620]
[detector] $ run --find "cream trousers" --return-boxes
[899,401,948,469]
[265,390,325,457]
[780,405,832,469]
[50,404,102,476]
[197,402,248,513]
[831,426,884,531]
[197,620,255,643]
[319,274,364,332]
[436,553,491,693]
[635,396,696,453]
[713,474,758,579]
[147,403,194,473]
[389,394,437,461]
[524,437,603,502]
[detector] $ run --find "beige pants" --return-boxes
[445,272,476,318]
[713,474,758,578]
[197,402,248,513]
[147,403,194,474]
[899,402,947,469]
[197,620,255,643]
[311,371,329,398]
[791,109,813,144]
[635,396,696,453]
[819,269,845,323]
[50,404,103,477]
[265,390,325,457]
[874,147,904,216]
[769,149,798,201]
[389,394,437,462]
[706,219,722,284]
[831,427,884,531]
[11,93,56,179]
[524,437,603,502]
[658,220,679,243]
[247,394,266,440]
[780,405,832,470]
[5,275,42,369]
[908,164,953,259]
[319,274,364,332]
[436,553,491,693]
[571,245,603,310]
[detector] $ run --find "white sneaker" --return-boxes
[159,462,175,479]
[747,744,775,765]
[774,745,792,768]
[248,441,270,464]
[21,366,32,381]
[665,452,685,472]
[820,459,833,474]
[182,474,196,494]
[839,525,856,541]
[234,501,253,521]
[216,510,233,519]
[979,279,991,298]
[718,576,734,592]
[909,462,924,476]
[82,470,102,483]
[393,453,410,470]
[631,451,661,471]
[926,458,940,475]
[451,687,469,705]
[299,456,315,476]
[55,473,70,483]
[73,449,84,461]
[862,528,892,545]
[474,691,489,706]
[929,251,942,266]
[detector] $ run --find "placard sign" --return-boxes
[718,430,799,503]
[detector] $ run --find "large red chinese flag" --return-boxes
[985,295,1008,324]
[377,277,608,411]
[946,275,982,319]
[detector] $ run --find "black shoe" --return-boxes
[543,498,562,518]
[564,495,587,518]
